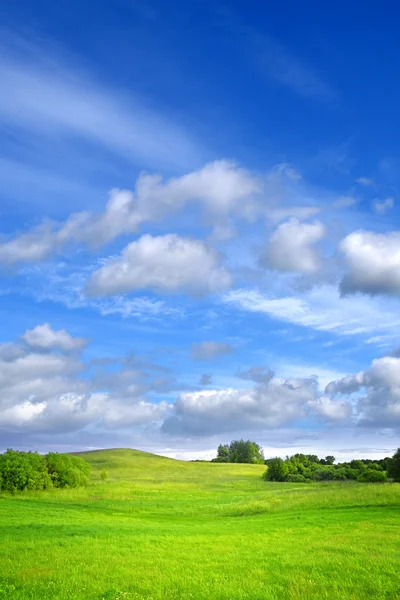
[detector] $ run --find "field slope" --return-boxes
[0,448,399,600]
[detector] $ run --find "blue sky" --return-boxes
[0,0,399,460]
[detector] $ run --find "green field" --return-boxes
[0,448,399,600]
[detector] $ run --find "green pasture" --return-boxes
[0,448,399,600]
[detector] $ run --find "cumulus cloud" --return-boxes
[190,341,233,361]
[325,356,400,427]
[0,326,169,434]
[22,323,88,351]
[373,197,394,215]
[86,234,232,297]
[261,218,325,273]
[339,230,400,296]
[0,161,260,265]
[162,376,348,436]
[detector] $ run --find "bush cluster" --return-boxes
[263,453,394,483]
[0,449,91,493]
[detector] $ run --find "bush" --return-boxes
[350,460,366,470]
[314,467,336,481]
[0,449,91,493]
[264,458,288,482]
[46,453,91,488]
[344,467,359,480]
[357,469,387,483]
[0,450,52,493]
[100,469,108,481]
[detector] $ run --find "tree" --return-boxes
[216,444,230,462]
[388,448,400,482]
[213,440,264,463]
[228,440,264,464]
[264,458,288,481]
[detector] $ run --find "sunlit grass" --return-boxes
[1,448,399,599]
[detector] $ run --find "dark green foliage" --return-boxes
[0,449,52,493]
[357,469,387,483]
[320,455,335,465]
[388,448,400,482]
[264,458,288,481]
[263,452,392,484]
[215,444,230,462]
[212,440,264,464]
[46,453,91,488]
[350,460,366,470]
[367,462,383,471]
[0,449,91,493]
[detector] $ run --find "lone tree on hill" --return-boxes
[213,440,264,464]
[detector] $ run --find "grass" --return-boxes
[0,448,399,600]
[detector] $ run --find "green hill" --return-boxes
[0,448,399,600]
[72,447,265,484]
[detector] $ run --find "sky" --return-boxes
[0,0,399,461]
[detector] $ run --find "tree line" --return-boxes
[0,449,91,493]
[212,440,400,483]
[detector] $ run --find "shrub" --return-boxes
[264,458,288,481]
[314,467,336,481]
[367,462,383,471]
[333,468,347,481]
[350,459,366,470]
[357,469,387,483]
[100,469,108,481]
[344,467,359,480]
[46,453,91,488]
[0,449,52,493]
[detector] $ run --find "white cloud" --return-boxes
[22,323,88,351]
[0,160,260,264]
[339,230,400,296]
[224,285,400,339]
[261,218,325,273]
[162,376,347,436]
[0,327,169,434]
[326,356,400,428]
[190,341,233,361]
[373,197,394,215]
[86,234,232,297]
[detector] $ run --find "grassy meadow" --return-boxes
[0,448,399,600]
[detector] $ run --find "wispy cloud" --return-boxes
[224,285,400,340]
[0,37,202,172]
